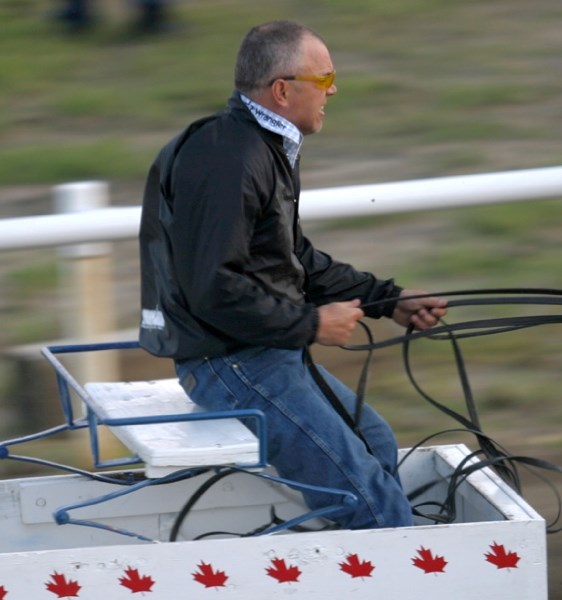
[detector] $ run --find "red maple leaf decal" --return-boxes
[266,558,301,583]
[412,546,447,574]
[0,585,7,600]
[119,567,155,593]
[485,542,520,569]
[339,553,375,579]
[45,572,81,598]
[192,561,228,588]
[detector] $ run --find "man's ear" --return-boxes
[270,79,291,108]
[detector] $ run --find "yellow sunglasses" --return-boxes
[270,70,336,91]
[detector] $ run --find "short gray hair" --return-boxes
[234,20,323,95]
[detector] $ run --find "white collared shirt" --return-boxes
[240,94,303,168]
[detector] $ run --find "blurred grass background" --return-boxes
[2,0,562,184]
[0,0,561,594]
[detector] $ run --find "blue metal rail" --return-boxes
[0,340,358,542]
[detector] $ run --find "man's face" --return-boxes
[285,35,337,135]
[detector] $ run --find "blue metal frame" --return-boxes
[41,340,269,471]
[0,340,358,542]
[53,466,358,542]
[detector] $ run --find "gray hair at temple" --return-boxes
[234,20,324,96]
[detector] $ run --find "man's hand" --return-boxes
[392,289,448,329]
[315,299,364,346]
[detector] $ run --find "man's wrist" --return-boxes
[381,279,403,318]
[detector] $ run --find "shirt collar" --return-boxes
[240,94,303,168]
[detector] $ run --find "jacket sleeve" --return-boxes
[296,227,403,319]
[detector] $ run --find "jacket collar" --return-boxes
[228,92,302,167]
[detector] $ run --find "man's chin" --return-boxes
[304,123,323,136]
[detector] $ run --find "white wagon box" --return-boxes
[0,443,546,599]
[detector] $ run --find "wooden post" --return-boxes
[53,181,119,409]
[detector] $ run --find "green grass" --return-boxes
[6,260,58,296]
[0,140,156,184]
[2,0,562,183]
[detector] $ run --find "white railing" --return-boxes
[0,166,561,250]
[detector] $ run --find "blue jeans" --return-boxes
[175,346,413,529]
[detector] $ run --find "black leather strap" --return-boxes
[304,346,373,455]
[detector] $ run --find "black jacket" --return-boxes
[139,92,402,359]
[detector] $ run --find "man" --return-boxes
[54,0,169,33]
[139,20,448,530]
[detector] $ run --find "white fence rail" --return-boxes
[0,166,561,251]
